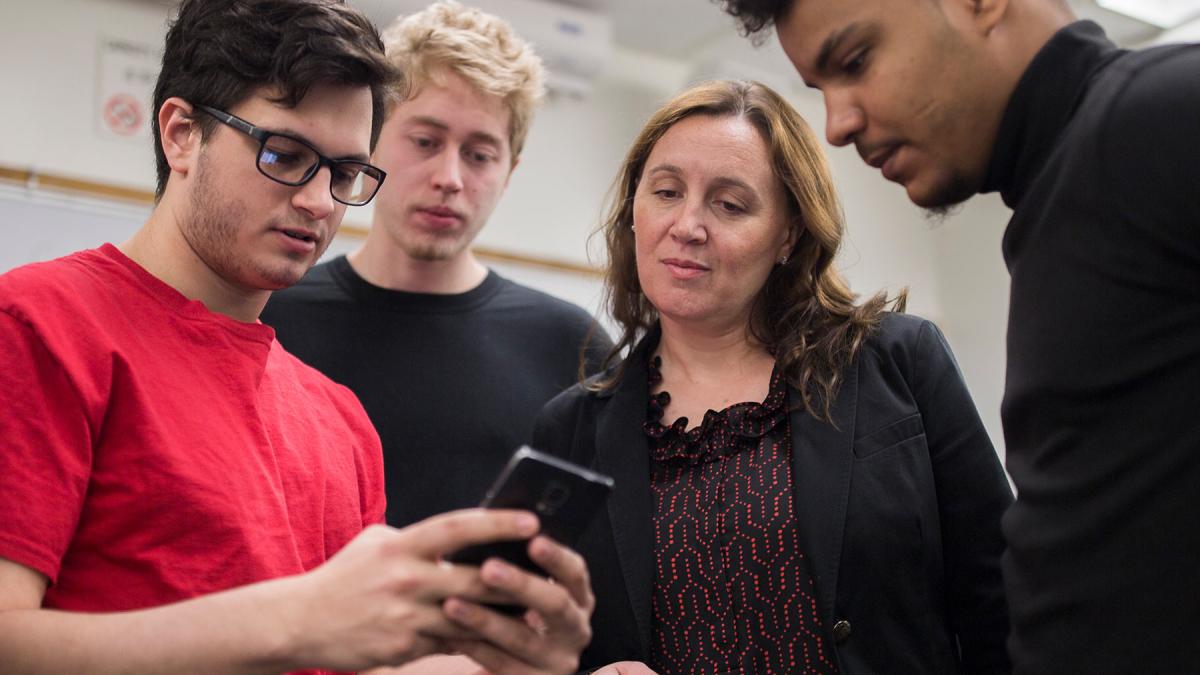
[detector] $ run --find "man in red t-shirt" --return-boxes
[0,1,593,674]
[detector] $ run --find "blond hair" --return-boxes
[594,80,905,421]
[381,0,546,158]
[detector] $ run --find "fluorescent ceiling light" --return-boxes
[1097,0,1200,28]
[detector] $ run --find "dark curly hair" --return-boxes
[151,0,398,199]
[591,80,905,422]
[714,0,793,41]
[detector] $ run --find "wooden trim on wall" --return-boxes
[0,164,603,278]
[0,166,155,205]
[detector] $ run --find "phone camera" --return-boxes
[536,481,571,516]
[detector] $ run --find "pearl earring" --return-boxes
[779,256,789,265]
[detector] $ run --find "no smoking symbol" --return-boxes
[104,94,143,136]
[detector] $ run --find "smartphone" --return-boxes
[447,446,614,611]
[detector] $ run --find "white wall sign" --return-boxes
[95,37,161,142]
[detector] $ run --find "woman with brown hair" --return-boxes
[532,80,1012,674]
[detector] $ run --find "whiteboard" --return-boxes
[1,185,148,273]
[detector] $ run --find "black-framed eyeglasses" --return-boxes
[195,104,386,206]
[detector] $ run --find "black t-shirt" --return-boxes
[982,21,1200,673]
[262,256,612,527]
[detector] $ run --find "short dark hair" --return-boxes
[151,0,397,198]
[714,0,793,40]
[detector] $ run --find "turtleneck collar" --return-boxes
[981,21,1123,208]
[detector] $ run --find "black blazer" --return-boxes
[532,314,1013,674]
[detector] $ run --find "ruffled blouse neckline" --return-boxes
[643,355,789,465]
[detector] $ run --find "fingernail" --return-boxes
[446,599,470,619]
[484,560,512,583]
[517,513,539,533]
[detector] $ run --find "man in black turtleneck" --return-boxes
[717,0,1200,673]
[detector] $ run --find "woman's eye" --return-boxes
[716,200,745,215]
[653,189,680,199]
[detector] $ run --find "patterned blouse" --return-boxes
[644,356,837,675]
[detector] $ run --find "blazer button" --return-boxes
[832,619,852,645]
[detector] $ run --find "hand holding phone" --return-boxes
[447,446,613,612]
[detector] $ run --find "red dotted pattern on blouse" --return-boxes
[644,357,837,675]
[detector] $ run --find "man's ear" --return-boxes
[974,0,1010,35]
[943,0,1010,36]
[158,97,202,178]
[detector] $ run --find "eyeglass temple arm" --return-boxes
[194,105,257,138]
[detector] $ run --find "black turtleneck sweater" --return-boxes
[982,21,1200,674]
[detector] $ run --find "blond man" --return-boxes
[262,0,611,539]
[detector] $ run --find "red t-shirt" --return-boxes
[0,245,385,673]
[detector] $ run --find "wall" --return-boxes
[0,0,163,192]
[1151,15,1200,43]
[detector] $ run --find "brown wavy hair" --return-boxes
[591,79,905,421]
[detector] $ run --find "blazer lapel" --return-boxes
[788,357,859,624]
[593,339,656,657]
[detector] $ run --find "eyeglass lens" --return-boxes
[258,135,380,205]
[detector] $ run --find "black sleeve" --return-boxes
[531,385,586,463]
[910,321,1014,674]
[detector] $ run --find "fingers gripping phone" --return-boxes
[447,446,614,609]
